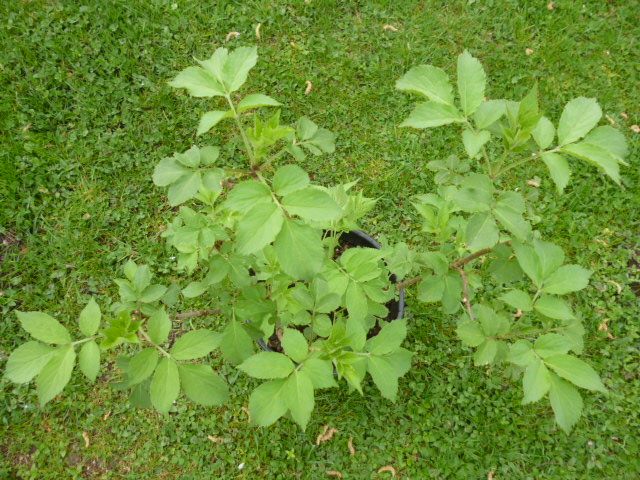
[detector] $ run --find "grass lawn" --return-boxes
[1,0,639,478]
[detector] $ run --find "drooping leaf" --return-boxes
[147,308,171,345]
[522,356,551,404]
[248,379,287,427]
[367,354,403,401]
[281,187,342,222]
[457,50,486,116]
[544,354,606,392]
[557,97,602,146]
[466,212,499,251]
[561,141,622,184]
[273,219,324,280]
[127,348,159,386]
[284,370,315,429]
[534,295,575,320]
[238,352,295,379]
[400,101,464,128]
[549,373,583,434]
[17,311,71,345]
[36,345,76,406]
[396,65,455,105]
[170,329,221,360]
[220,320,254,365]
[236,202,284,254]
[78,340,100,382]
[541,152,571,193]
[150,357,180,414]
[542,265,591,295]
[5,341,55,384]
[78,298,101,337]
[281,328,308,363]
[178,364,228,406]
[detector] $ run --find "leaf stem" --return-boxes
[71,335,100,346]
[493,147,559,179]
[226,95,256,166]
[139,328,171,358]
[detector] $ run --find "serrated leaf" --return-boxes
[78,298,101,337]
[274,219,324,281]
[178,364,228,406]
[168,66,225,97]
[236,202,284,254]
[544,354,606,392]
[466,212,499,251]
[5,341,55,383]
[474,339,498,365]
[238,352,295,379]
[197,110,230,136]
[513,243,542,287]
[476,304,510,336]
[456,320,485,347]
[532,116,555,149]
[557,97,602,146]
[36,345,76,406]
[221,46,258,92]
[78,341,100,382]
[396,65,454,105]
[534,333,573,358]
[473,99,506,129]
[400,101,464,128]
[534,295,575,320]
[139,284,167,303]
[499,289,533,311]
[457,50,486,116]
[273,165,310,196]
[493,194,531,241]
[507,340,535,367]
[517,84,540,131]
[181,281,207,298]
[549,373,583,433]
[366,319,407,355]
[167,171,201,206]
[220,320,254,365]
[248,379,287,427]
[541,152,571,193]
[281,328,308,363]
[127,348,159,385]
[153,158,189,187]
[170,329,221,360]
[238,93,281,112]
[561,141,621,184]
[542,265,591,295]
[303,358,337,389]
[522,356,550,404]
[284,370,315,429]
[150,357,180,414]
[147,308,171,345]
[281,187,342,221]
[17,311,71,345]
[224,180,272,213]
[462,129,491,158]
[367,354,403,401]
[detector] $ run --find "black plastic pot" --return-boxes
[257,230,405,351]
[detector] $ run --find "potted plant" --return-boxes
[4,46,627,433]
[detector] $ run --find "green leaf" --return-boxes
[153,157,190,187]
[534,295,575,320]
[248,379,287,427]
[303,358,337,389]
[476,304,510,336]
[474,339,498,366]
[36,345,76,406]
[583,125,629,161]
[284,370,315,429]
[150,357,180,414]
[367,354,403,401]
[281,187,342,221]
[531,116,555,149]
[345,282,368,323]
[441,273,463,314]
[238,352,295,379]
[273,165,310,196]
[281,328,308,363]
[466,212,499,251]
[549,373,583,433]
[366,319,407,355]
[147,308,171,345]
[220,321,254,365]
[170,329,220,360]
[175,146,201,168]
[557,97,602,146]
[456,320,485,347]
[200,146,221,166]
[473,99,505,129]
[181,281,207,299]
[238,93,281,112]
[534,334,573,358]
[167,171,201,206]
[457,50,486,116]
[168,66,225,97]
[236,202,284,254]
[499,289,533,311]
[127,348,159,386]
[78,340,100,382]
[493,193,531,241]
[417,276,445,303]
[517,84,540,131]
[542,265,591,295]
[522,357,551,404]
[197,110,230,136]
[178,364,228,406]
[513,243,542,287]
[17,311,71,345]
[544,354,606,392]
[396,65,454,105]
[541,152,571,193]
[507,340,535,367]
[78,298,101,337]
[400,101,464,128]
[224,180,272,213]
[561,141,621,184]
[221,46,258,92]
[5,341,55,383]
[462,129,491,159]
[274,219,324,280]
[139,284,167,303]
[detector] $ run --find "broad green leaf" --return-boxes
[457,50,486,116]
[507,340,535,367]
[466,212,499,251]
[238,93,281,112]
[396,65,454,105]
[139,284,167,303]
[549,373,583,434]
[517,84,540,131]
[236,202,284,254]
[127,348,159,385]
[473,339,498,366]
[152,157,189,186]
[476,304,510,336]
[454,173,494,211]
[281,187,342,221]
[303,358,337,389]
[273,165,310,196]
[534,295,575,320]
[147,308,171,345]
[5,341,55,383]
[583,126,628,161]
[557,97,602,146]
[238,352,295,379]
[274,219,324,280]
[17,311,71,345]
[281,328,308,363]
[456,320,485,347]
[533,240,565,280]
[284,370,315,430]
[561,141,621,184]
[513,243,542,286]
[248,379,287,427]
[400,101,464,128]
[200,146,220,166]
[542,265,591,295]
[224,180,272,213]
[178,364,228,406]
[541,152,571,193]
[150,357,180,414]
[499,289,533,311]
[365,319,407,355]
[441,273,463,314]
[544,354,606,392]
[168,66,225,97]
[493,193,531,240]
[78,340,100,382]
[473,99,505,129]
[78,298,101,337]
[221,46,258,92]
[534,333,573,358]
[367,354,403,401]
[170,329,221,360]
[522,357,550,404]
[531,116,555,149]
[220,321,254,365]
[345,282,368,323]
[36,345,76,406]
[167,171,201,206]
[182,281,207,299]
[197,110,230,136]
[462,129,491,158]
[175,146,201,168]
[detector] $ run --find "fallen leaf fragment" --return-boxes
[527,178,540,188]
[547,1,555,10]
[242,405,251,423]
[630,125,640,133]
[255,23,262,40]
[348,437,355,456]
[226,31,240,42]
[383,24,398,32]
[525,48,534,56]
[316,425,338,445]
[620,112,628,120]
[378,465,397,477]
[207,435,224,444]
[82,431,90,448]
[102,411,111,421]
[487,471,495,480]
[305,80,313,95]
[605,114,616,126]
[326,471,343,479]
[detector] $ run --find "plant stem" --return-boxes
[139,328,171,358]
[493,147,559,179]
[396,276,422,290]
[174,309,221,320]
[456,266,475,321]
[71,336,99,346]
[450,246,495,269]
[226,94,256,165]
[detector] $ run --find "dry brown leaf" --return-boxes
[514,309,523,319]
[383,24,398,32]
[348,437,355,456]
[242,405,251,423]
[630,125,640,133]
[305,80,313,95]
[378,465,397,477]
[525,48,534,56]
[82,431,90,448]
[255,23,262,40]
[102,411,111,421]
[527,178,540,188]
[326,471,343,479]
[620,112,628,120]
[546,1,555,10]
[207,435,224,444]
[316,425,338,445]
[226,31,240,42]
[605,114,616,126]
[487,471,495,480]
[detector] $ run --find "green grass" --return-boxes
[1,0,639,478]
